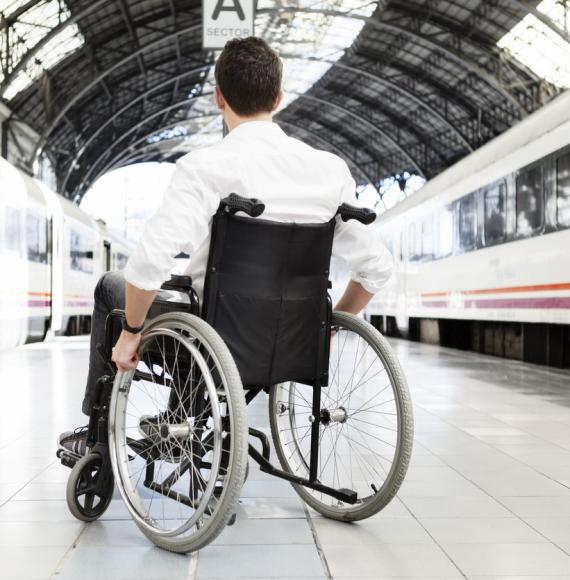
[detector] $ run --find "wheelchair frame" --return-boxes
[58,193,408,537]
[99,289,357,506]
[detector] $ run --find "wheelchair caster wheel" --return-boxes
[66,453,114,522]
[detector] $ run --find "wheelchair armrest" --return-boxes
[336,203,376,225]
[161,275,193,292]
[219,193,265,217]
[155,276,200,316]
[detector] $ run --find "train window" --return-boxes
[458,195,477,251]
[484,183,506,245]
[437,206,453,258]
[421,217,434,260]
[408,222,421,261]
[4,206,22,256]
[399,231,405,262]
[113,252,129,270]
[516,166,544,235]
[70,229,94,273]
[26,210,49,264]
[557,152,570,227]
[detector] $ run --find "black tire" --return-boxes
[66,453,114,522]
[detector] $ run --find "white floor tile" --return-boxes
[56,546,193,579]
[500,497,570,518]
[323,542,459,577]
[442,543,570,575]
[196,544,323,578]
[313,517,432,545]
[0,545,68,579]
[524,518,570,543]
[2,336,570,579]
[402,496,513,518]
[0,521,83,547]
[420,517,546,543]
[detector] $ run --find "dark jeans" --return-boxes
[82,271,125,415]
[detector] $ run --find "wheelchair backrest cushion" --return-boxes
[202,213,334,388]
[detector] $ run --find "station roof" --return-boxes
[1,0,569,204]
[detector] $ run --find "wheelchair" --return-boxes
[57,193,414,553]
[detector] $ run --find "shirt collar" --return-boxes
[224,120,285,140]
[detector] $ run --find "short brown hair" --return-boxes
[214,37,282,116]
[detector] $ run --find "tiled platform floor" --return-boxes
[1,337,570,579]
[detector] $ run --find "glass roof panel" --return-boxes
[147,0,378,154]
[0,0,85,100]
[497,0,570,88]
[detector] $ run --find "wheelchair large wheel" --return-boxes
[269,311,413,521]
[108,312,248,553]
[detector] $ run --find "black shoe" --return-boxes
[58,425,89,458]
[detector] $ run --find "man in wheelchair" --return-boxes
[57,37,411,554]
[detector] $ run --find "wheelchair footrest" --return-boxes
[56,449,79,469]
[247,443,359,505]
[336,488,358,504]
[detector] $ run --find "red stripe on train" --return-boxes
[421,297,570,309]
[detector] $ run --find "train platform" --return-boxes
[1,338,570,579]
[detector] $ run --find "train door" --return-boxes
[47,199,64,334]
[103,240,111,271]
[396,228,409,333]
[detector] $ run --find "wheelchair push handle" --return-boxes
[336,203,376,225]
[219,193,265,218]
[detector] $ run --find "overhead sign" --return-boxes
[203,0,255,50]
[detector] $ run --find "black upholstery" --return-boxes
[202,212,334,388]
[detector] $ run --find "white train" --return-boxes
[368,89,570,367]
[0,157,133,350]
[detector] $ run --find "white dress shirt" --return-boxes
[124,121,393,299]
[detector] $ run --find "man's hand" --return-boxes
[112,330,142,372]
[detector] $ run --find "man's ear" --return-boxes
[271,90,284,112]
[215,86,225,111]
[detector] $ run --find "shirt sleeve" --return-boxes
[331,161,393,294]
[123,156,219,291]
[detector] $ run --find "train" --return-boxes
[0,156,133,350]
[368,89,570,368]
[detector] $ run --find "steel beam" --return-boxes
[30,22,202,162]
[0,0,110,96]
[59,65,212,193]
[280,54,473,152]
[60,49,471,195]
[71,95,214,196]
[290,92,423,175]
[66,88,423,197]
[256,7,527,115]
[35,4,532,165]
[105,116,380,196]
[117,0,147,79]
[509,0,570,45]
[74,86,419,197]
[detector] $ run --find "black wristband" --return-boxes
[122,318,144,334]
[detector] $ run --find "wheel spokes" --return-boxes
[275,323,399,509]
[111,327,229,538]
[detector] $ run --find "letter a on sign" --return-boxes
[203,0,255,49]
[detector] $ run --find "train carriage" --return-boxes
[368,90,570,367]
[0,157,132,350]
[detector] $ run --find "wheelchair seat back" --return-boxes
[202,211,335,388]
